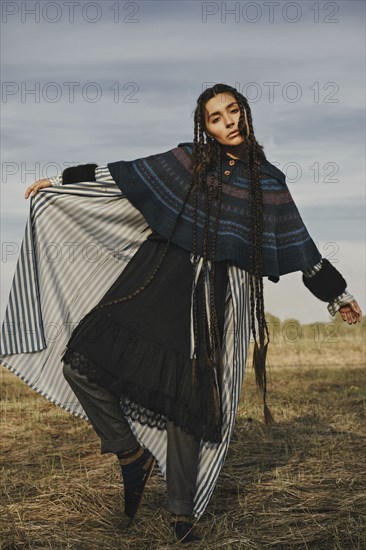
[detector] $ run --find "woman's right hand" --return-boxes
[24,178,53,199]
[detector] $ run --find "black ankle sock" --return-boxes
[117,445,142,464]
[120,447,155,522]
[119,447,154,482]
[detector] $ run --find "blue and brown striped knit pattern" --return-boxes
[107,143,323,280]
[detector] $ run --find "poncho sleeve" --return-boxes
[271,175,354,313]
[49,164,117,186]
[268,174,323,280]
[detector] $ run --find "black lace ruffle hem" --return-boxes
[61,346,223,444]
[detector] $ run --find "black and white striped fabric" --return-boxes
[0,176,251,519]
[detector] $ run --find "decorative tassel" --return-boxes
[252,339,268,391]
[212,378,221,421]
[208,354,222,425]
[264,403,275,425]
[252,339,275,425]
[214,338,224,398]
[191,356,197,385]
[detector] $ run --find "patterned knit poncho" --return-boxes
[108,142,322,282]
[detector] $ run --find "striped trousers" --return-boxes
[62,362,200,516]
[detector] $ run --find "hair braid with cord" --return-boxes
[191,83,273,425]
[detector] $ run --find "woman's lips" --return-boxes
[228,130,239,137]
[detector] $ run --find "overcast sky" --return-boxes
[1,0,365,327]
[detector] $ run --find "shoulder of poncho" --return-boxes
[141,143,286,190]
[132,143,192,161]
[261,158,286,185]
[177,141,194,148]
[176,143,286,185]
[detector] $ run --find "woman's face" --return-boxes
[204,92,248,146]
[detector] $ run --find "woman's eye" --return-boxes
[212,108,238,123]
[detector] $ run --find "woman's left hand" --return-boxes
[339,300,362,324]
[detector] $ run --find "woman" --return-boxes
[4,83,362,545]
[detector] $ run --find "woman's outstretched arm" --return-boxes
[301,258,362,324]
[25,164,117,199]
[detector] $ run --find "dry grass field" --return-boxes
[1,314,365,549]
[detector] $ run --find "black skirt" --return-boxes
[61,229,229,443]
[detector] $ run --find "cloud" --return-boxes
[1,0,364,324]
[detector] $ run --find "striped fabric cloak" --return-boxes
[0,179,250,519]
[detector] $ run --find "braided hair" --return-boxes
[71,83,273,430]
[192,83,274,425]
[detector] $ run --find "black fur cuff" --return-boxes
[62,164,98,184]
[302,258,347,302]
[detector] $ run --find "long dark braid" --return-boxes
[190,107,226,430]
[192,83,274,425]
